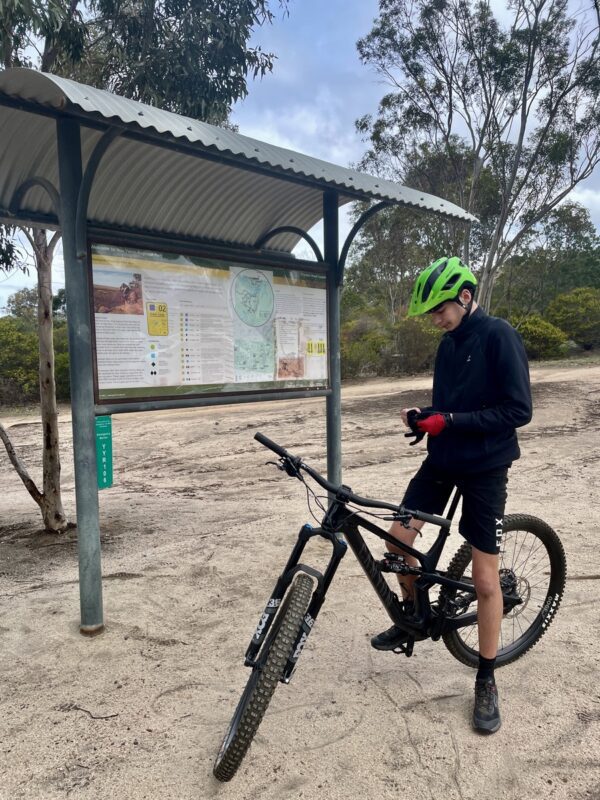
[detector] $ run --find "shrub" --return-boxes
[512,314,567,359]
[0,316,39,401]
[341,314,444,378]
[388,316,442,374]
[341,314,390,378]
[53,323,71,401]
[546,287,600,349]
[54,352,71,401]
[0,316,72,404]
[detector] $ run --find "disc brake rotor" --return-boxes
[501,568,531,618]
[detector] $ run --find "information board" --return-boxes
[90,243,329,402]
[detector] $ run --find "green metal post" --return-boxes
[323,190,342,488]
[56,117,104,635]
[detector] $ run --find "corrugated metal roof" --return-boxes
[0,69,476,254]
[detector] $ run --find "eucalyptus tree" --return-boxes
[357,0,600,308]
[0,0,286,531]
[491,202,600,317]
[346,138,500,322]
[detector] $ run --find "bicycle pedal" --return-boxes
[392,637,415,657]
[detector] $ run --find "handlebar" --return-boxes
[254,432,452,529]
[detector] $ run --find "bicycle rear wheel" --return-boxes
[441,514,566,668]
[213,572,314,782]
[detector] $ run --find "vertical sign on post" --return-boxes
[95,415,113,489]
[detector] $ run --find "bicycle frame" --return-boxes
[243,484,524,683]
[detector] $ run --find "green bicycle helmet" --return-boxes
[408,256,477,317]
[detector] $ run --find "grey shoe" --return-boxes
[473,678,501,733]
[370,624,409,651]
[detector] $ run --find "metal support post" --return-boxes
[56,117,104,635]
[323,190,342,489]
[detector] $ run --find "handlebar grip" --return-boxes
[254,432,290,459]
[410,508,452,528]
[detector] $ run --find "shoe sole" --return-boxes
[473,717,501,734]
[370,638,409,651]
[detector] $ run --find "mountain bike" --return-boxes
[213,432,566,781]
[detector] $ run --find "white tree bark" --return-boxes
[3,228,71,532]
[34,229,69,532]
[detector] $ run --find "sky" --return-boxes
[1,0,599,310]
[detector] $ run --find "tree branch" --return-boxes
[0,423,43,506]
[17,225,42,262]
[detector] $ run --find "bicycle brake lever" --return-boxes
[404,409,427,446]
[404,430,425,446]
[266,457,301,477]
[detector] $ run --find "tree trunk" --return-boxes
[477,271,495,311]
[35,229,69,532]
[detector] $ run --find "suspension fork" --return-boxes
[244,521,347,673]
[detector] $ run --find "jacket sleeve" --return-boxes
[450,322,532,432]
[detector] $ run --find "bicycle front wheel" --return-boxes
[213,572,314,782]
[441,514,566,668]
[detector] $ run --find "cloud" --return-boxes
[236,91,366,167]
[570,186,600,217]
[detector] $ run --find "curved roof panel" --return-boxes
[0,69,476,254]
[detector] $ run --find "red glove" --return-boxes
[416,413,449,436]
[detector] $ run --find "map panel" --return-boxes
[90,244,328,402]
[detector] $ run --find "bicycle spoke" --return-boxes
[453,526,556,656]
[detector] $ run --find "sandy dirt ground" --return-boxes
[1,360,599,800]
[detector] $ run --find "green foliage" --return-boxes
[53,322,70,400]
[52,287,67,317]
[4,286,38,323]
[53,351,70,399]
[511,315,567,360]
[0,316,39,402]
[0,227,20,270]
[491,203,600,318]
[345,199,459,326]
[341,311,442,378]
[546,288,600,349]
[340,285,368,324]
[341,312,390,379]
[72,0,287,123]
[0,0,87,71]
[0,299,71,404]
[389,316,442,373]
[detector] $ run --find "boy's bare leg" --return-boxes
[370,517,426,649]
[471,546,503,733]
[387,518,425,600]
[471,547,503,658]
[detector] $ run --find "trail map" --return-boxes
[90,244,328,401]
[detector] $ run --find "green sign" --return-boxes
[95,415,113,489]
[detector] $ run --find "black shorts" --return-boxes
[401,458,509,555]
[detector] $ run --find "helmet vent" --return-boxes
[422,258,448,302]
[443,274,460,290]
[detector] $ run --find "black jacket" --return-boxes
[425,307,532,473]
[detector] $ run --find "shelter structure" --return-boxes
[0,68,475,634]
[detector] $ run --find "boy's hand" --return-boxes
[416,413,452,436]
[401,407,421,427]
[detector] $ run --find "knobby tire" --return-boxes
[441,514,566,668]
[213,572,314,782]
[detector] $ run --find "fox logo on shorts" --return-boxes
[495,518,503,549]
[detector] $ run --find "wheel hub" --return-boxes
[500,568,530,618]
